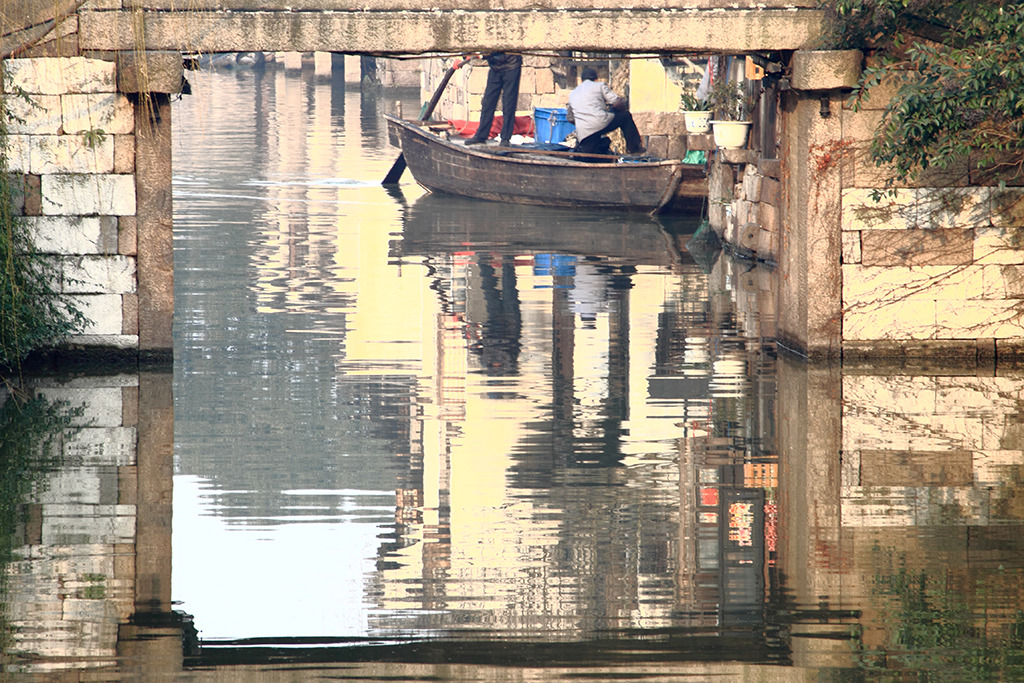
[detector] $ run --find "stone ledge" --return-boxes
[686,133,716,151]
[791,49,862,91]
[841,338,1024,368]
[718,148,757,165]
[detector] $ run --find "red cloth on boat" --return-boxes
[448,115,535,139]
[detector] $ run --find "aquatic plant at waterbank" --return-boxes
[0,64,88,370]
[825,1,1024,187]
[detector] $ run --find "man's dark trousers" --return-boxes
[577,110,644,154]
[473,67,521,143]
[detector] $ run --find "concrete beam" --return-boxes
[79,9,825,54]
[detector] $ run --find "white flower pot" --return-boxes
[711,120,752,149]
[682,110,711,134]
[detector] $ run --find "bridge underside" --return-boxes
[74,8,822,56]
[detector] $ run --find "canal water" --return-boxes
[4,61,1024,680]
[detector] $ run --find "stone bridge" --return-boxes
[8,0,824,57]
[4,0,1024,363]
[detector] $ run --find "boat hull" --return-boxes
[387,116,695,213]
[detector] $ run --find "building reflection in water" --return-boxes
[3,62,1024,680]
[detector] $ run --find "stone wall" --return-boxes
[709,49,1024,361]
[7,56,139,350]
[840,182,1024,360]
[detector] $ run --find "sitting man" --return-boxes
[566,67,645,156]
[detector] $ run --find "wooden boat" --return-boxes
[385,115,705,214]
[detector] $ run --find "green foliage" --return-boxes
[81,127,107,149]
[825,1,1024,186]
[678,91,710,112]
[0,67,89,371]
[707,79,753,121]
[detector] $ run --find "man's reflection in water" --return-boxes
[471,254,523,376]
[569,260,610,330]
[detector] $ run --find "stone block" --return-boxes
[736,197,749,226]
[61,93,134,135]
[667,135,688,159]
[6,94,62,134]
[990,187,1024,229]
[757,228,777,262]
[915,187,989,229]
[40,174,135,216]
[122,293,138,334]
[842,231,861,263]
[25,216,103,254]
[739,222,759,252]
[62,255,136,294]
[118,466,138,507]
[5,135,32,173]
[519,66,536,94]
[860,228,973,267]
[5,57,116,95]
[116,51,183,94]
[791,50,862,91]
[984,265,1024,299]
[63,427,136,465]
[64,293,124,335]
[974,450,1024,487]
[758,157,782,179]
[760,176,781,206]
[843,297,936,341]
[37,386,123,427]
[841,487,916,527]
[843,263,983,303]
[29,135,114,174]
[112,133,134,171]
[66,333,139,348]
[975,226,1024,265]
[720,148,756,165]
[860,450,972,487]
[84,0,124,10]
[759,203,780,233]
[534,67,554,94]
[742,170,762,200]
[121,384,138,427]
[24,174,42,215]
[995,338,1024,364]
[118,215,137,255]
[935,299,1024,339]
[842,188,916,230]
[853,72,910,111]
[99,216,119,254]
[687,133,716,151]
[644,134,666,158]
[466,67,488,95]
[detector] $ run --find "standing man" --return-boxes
[566,67,646,156]
[466,53,523,147]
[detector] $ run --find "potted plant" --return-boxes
[707,79,754,149]
[679,91,711,134]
